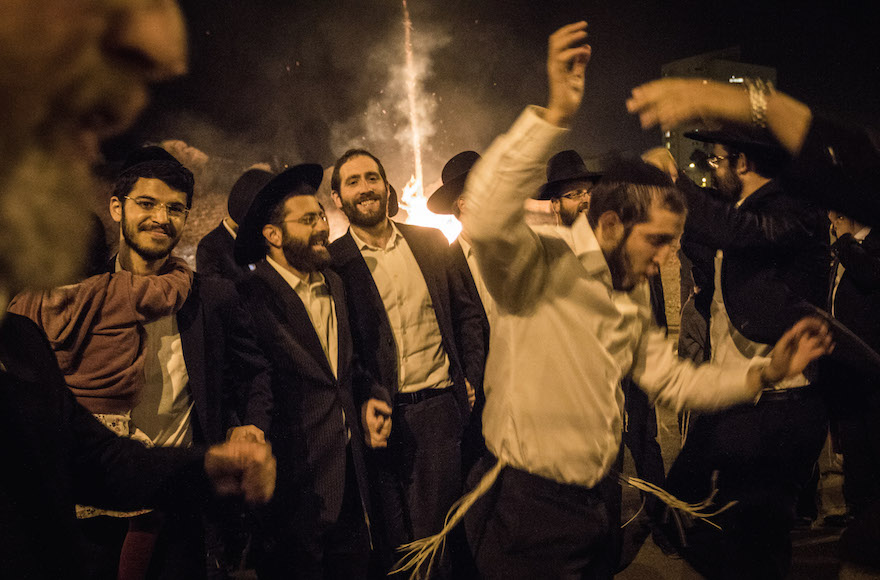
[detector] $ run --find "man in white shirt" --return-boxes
[233,165,372,579]
[328,149,481,576]
[458,21,832,579]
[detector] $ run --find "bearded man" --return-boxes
[457,21,833,580]
[0,2,274,579]
[233,165,373,579]
[328,148,481,577]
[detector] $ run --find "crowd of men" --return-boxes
[2,3,879,580]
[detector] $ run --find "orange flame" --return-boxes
[399,175,461,243]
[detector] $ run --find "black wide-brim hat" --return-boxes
[427,151,481,215]
[537,149,603,200]
[228,168,274,225]
[684,127,789,162]
[234,164,324,265]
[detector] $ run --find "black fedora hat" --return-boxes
[684,127,789,162]
[427,151,481,215]
[227,168,274,225]
[234,164,324,266]
[537,150,603,200]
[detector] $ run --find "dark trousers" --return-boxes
[661,388,828,579]
[256,448,370,580]
[464,455,617,580]
[371,390,463,577]
[78,508,206,580]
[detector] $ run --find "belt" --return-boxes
[759,384,818,402]
[497,458,605,503]
[394,387,453,406]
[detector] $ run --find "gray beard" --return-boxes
[0,145,92,294]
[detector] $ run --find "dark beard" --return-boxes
[716,171,743,201]
[120,206,181,261]
[606,232,636,292]
[339,192,387,228]
[281,230,330,272]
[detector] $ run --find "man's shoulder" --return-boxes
[197,223,231,249]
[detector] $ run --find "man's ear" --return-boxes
[595,210,624,251]
[735,153,750,176]
[109,196,123,223]
[331,191,343,210]
[262,224,282,249]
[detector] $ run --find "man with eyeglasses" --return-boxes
[537,149,602,226]
[232,165,373,579]
[85,146,274,578]
[641,127,830,578]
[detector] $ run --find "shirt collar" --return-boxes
[222,218,237,239]
[569,213,609,279]
[350,220,403,252]
[458,235,473,259]
[266,255,325,293]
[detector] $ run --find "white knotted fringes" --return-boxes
[618,470,737,530]
[620,496,646,529]
[391,459,506,579]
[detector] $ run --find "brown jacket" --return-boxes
[8,257,193,414]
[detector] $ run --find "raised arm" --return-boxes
[626,78,813,155]
[117,255,193,321]
[461,22,591,313]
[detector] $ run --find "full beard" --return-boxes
[340,193,387,228]
[0,143,92,294]
[281,231,331,273]
[607,235,637,292]
[121,208,182,262]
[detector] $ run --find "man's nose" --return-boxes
[104,0,188,82]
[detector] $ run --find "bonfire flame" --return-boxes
[400,175,461,243]
[397,0,460,244]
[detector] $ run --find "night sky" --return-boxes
[111,0,880,191]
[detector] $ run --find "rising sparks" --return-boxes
[399,0,460,243]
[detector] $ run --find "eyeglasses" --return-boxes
[561,188,591,201]
[124,196,189,220]
[283,212,328,228]
[706,154,738,169]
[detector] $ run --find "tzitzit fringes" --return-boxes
[617,470,737,530]
[680,410,691,447]
[391,459,506,579]
[620,496,646,529]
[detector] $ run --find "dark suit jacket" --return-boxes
[448,238,490,392]
[328,223,473,420]
[0,313,209,580]
[832,229,880,357]
[237,261,370,530]
[196,222,252,284]
[680,177,829,345]
[106,258,273,444]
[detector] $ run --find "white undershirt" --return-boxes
[117,257,193,447]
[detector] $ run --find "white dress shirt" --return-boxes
[461,106,762,488]
[458,235,496,324]
[351,223,452,393]
[266,256,338,377]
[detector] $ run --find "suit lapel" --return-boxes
[398,223,448,324]
[254,262,335,380]
[176,276,209,437]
